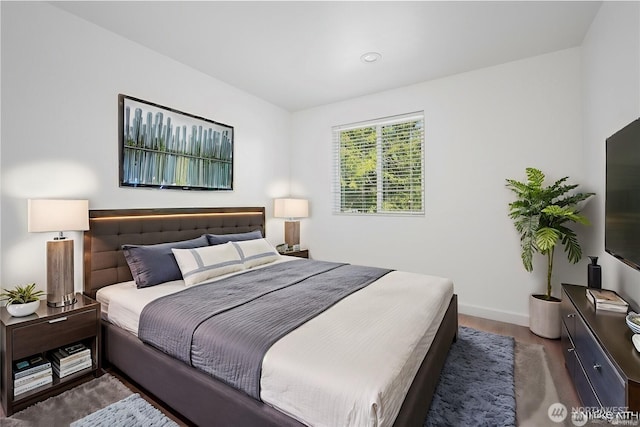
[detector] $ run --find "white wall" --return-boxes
[581,2,640,304]
[0,2,292,292]
[291,48,586,325]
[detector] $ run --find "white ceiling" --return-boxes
[53,1,602,112]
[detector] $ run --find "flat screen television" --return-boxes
[605,117,640,270]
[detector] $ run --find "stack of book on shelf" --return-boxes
[50,342,92,378]
[586,288,629,313]
[13,355,52,397]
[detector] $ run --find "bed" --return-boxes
[83,207,458,427]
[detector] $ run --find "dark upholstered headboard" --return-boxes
[83,207,265,298]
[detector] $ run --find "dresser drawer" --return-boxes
[574,311,625,407]
[12,309,97,359]
[574,352,603,408]
[561,293,577,334]
[562,322,577,376]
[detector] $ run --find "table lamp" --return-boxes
[274,198,309,251]
[28,199,89,307]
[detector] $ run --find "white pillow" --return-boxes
[172,242,245,287]
[232,238,280,268]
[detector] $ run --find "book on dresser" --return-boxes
[585,288,629,313]
[12,355,52,397]
[49,342,92,378]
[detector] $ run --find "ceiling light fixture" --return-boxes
[360,52,382,63]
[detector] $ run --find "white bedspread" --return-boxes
[97,260,453,427]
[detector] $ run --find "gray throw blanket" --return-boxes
[139,259,391,399]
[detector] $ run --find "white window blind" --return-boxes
[332,112,425,215]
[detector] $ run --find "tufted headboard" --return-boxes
[83,207,265,298]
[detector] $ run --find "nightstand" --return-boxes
[0,293,101,415]
[280,249,309,259]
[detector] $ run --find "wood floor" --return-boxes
[1,314,580,424]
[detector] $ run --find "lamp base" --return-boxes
[284,220,300,248]
[46,239,76,308]
[47,293,77,308]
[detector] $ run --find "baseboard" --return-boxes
[459,302,529,327]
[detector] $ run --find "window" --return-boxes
[332,112,424,215]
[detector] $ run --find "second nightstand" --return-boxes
[280,249,309,259]
[0,293,101,415]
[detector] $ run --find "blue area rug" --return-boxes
[66,327,514,427]
[70,393,178,427]
[424,326,516,427]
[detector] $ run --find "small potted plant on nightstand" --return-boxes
[1,283,44,317]
[506,168,594,338]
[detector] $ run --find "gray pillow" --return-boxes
[206,230,262,245]
[122,235,209,288]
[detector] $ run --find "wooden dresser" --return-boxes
[561,284,640,410]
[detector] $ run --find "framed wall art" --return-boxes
[119,94,234,191]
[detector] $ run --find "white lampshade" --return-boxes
[27,199,89,308]
[274,198,309,219]
[28,199,89,233]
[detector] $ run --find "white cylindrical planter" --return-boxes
[529,294,562,339]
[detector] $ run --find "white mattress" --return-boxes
[97,260,453,427]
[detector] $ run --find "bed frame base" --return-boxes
[102,294,457,427]
[86,208,458,426]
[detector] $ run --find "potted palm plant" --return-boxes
[506,168,594,338]
[0,283,44,317]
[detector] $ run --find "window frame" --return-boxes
[332,112,425,216]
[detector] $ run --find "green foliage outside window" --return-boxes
[337,116,424,214]
[339,127,377,212]
[382,121,423,212]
